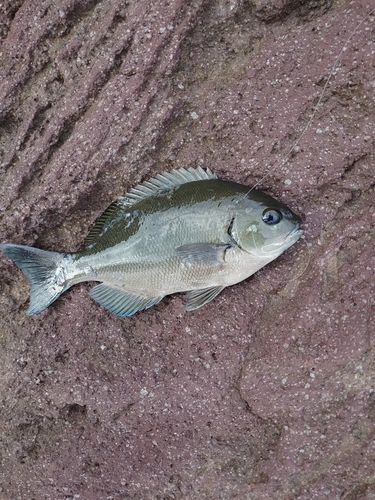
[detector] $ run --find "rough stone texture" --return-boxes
[0,0,374,498]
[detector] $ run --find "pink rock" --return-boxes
[0,0,374,498]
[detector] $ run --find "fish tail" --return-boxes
[0,243,72,315]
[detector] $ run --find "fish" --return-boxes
[0,167,303,316]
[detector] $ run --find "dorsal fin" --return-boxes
[84,200,126,248]
[84,167,217,249]
[120,166,217,205]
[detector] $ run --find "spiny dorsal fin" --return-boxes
[84,200,126,248]
[120,166,217,205]
[84,167,217,248]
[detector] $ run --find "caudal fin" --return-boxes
[0,243,71,314]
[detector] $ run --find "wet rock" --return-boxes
[0,0,374,498]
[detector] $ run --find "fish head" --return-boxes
[231,190,303,258]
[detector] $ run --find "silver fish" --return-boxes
[0,167,303,316]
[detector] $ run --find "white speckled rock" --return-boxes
[0,0,374,498]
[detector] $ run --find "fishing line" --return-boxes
[256,235,311,293]
[245,5,375,196]
[282,235,311,283]
[240,5,374,287]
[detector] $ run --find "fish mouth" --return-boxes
[281,225,304,249]
[287,226,304,242]
[256,225,303,257]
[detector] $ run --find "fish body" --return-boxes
[0,167,302,316]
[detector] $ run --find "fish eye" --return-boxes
[262,208,282,225]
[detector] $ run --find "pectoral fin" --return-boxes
[185,285,224,311]
[175,243,230,266]
[89,284,163,316]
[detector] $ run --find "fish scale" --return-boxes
[0,167,302,316]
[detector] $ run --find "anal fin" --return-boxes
[89,283,163,316]
[185,285,224,311]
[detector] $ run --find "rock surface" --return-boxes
[0,0,374,498]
